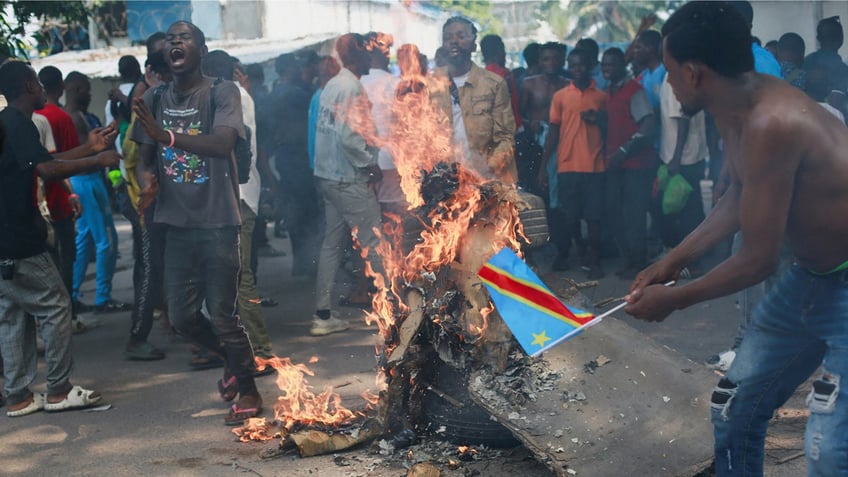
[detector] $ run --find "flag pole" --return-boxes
[594,280,677,321]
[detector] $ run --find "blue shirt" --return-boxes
[591,64,608,92]
[639,64,666,113]
[752,43,782,78]
[307,88,321,170]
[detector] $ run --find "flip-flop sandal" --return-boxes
[44,386,102,412]
[224,399,263,426]
[6,393,44,417]
[254,365,276,377]
[189,354,224,370]
[217,374,238,402]
[124,341,166,361]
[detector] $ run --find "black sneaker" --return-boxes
[94,300,132,314]
[73,300,93,314]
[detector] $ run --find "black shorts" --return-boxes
[557,172,606,223]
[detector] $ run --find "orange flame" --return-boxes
[255,356,364,430]
[231,417,276,442]
[244,41,527,441]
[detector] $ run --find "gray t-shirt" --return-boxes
[132,77,244,228]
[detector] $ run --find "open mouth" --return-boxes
[170,48,186,66]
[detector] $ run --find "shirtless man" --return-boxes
[518,42,570,255]
[625,3,848,475]
[518,42,568,139]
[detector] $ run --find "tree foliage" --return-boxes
[426,0,502,37]
[0,1,89,58]
[540,0,682,44]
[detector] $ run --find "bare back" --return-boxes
[721,74,848,272]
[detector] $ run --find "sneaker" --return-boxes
[72,300,93,314]
[309,314,349,336]
[705,350,736,372]
[124,341,166,361]
[94,300,132,314]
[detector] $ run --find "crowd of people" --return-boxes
[1,1,848,474]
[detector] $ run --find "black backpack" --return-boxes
[151,78,252,184]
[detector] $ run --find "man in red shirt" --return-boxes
[36,66,83,316]
[481,34,522,130]
[601,48,658,278]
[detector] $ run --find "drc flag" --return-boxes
[478,247,600,357]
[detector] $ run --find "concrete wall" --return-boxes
[753,1,848,59]
[261,0,442,59]
[220,0,264,40]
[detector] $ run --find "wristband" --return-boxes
[68,193,80,200]
[164,129,175,148]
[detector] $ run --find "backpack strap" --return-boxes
[151,84,167,120]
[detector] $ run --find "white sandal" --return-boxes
[44,385,102,412]
[7,393,45,417]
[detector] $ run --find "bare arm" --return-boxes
[53,126,117,161]
[36,151,120,182]
[132,97,237,159]
[626,118,798,320]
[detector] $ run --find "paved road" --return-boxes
[0,217,807,476]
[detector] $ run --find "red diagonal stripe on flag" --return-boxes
[479,264,594,326]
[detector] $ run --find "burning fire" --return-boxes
[254,356,368,430]
[239,40,528,443]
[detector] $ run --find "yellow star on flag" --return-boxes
[531,330,551,348]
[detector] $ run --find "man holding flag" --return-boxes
[624,2,848,475]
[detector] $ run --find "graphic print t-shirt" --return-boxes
[132,78,244,228]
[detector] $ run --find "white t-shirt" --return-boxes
[450,72,489,178]
[105,82,134,154]
[659,77,707,165]
[359,68,399,170]
[32,112,57,152]
[238,84,261,215]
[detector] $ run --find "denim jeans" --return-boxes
[163,226,256,392]
[730,233,792,350]
[70,173,118,305]
[0,253,74,405]
[712,264,848,476]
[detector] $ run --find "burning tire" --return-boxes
[422,361,520,449]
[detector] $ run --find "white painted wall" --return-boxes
[753,1,848,59]
[261,0,442,59]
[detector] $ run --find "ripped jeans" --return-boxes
[712,264,848,476]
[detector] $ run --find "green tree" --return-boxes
[0,1,89,58]
[540,0,681,44]
[427,0,502,37]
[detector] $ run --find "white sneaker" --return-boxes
[309,314,350,336]
[705,350,736,372]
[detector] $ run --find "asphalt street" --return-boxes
[0,216,808,476]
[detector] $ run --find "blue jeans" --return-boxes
[163,226,257,393]
[0,253,74,405]
[731,233,792,350]
[712,264,848,476]
[70,173,118,305]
